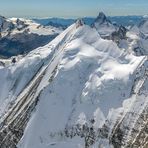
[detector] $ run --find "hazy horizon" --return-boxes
[0,0,148,18]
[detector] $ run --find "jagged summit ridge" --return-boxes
[75,18,84,28]
[92,12,117,37]
[95,12,110,24]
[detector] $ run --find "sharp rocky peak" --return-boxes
[95,12,110,24]
[75,19,84,28]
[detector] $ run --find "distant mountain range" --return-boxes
[0,16,62,58]
[33,15,144,28]
[0,14,146,58]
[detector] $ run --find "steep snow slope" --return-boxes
[1,21,142,148]
[0,23,76,117]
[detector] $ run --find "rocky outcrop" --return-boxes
[111,25,127,43]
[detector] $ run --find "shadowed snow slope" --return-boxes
[7,22,145,148]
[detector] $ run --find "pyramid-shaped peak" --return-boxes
[96,12,107,21]
[98,12,106,19]
[94,12,110,24]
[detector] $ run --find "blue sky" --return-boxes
[0,0,148,18]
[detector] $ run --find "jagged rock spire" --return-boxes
[75,19,84,28]
[97,12,106,20]
[94,12,109,24]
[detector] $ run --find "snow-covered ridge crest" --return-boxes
[0,22,78,115]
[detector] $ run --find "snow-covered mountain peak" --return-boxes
[95,12,108,24]
[92,12,117,37]
[15,23,146,148]
[0,22,143,148]
[0,13,147,148]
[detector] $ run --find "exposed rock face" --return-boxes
[0,63,44,148]
[92,12,117,37]
[15,18,29,30]
[75,19,84,28]
[111,25,127,43]
[92,12,128,46]
[94,12,110,25]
